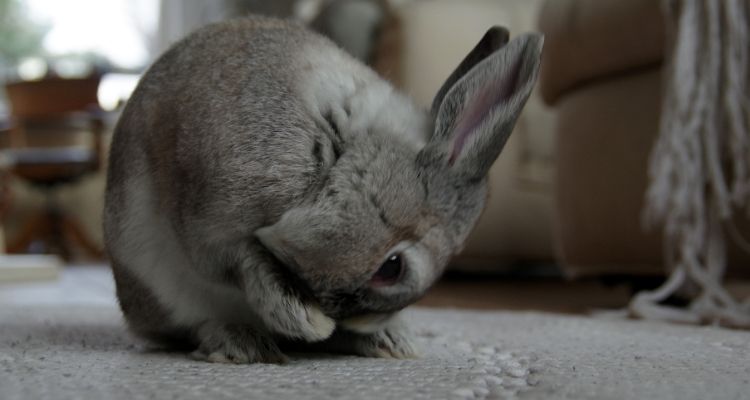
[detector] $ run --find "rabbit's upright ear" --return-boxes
[430,26,510,116]
[422,29,543,181]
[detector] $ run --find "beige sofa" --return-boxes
[538,0,666,277]
[539,0,750,278]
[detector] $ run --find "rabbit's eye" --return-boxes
[370,254,404,286]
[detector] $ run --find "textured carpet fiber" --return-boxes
[1,269,749,399]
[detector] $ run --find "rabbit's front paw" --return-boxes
[302,303,337,340]
[265,300,336,342]
[192,322,287,364]
[353,326,420,359]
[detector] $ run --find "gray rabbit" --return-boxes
[104,16,542,363]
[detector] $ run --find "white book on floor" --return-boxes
[0,255,62,283]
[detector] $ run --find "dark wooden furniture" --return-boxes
[3,76,106,260]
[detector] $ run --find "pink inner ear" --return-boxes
[448,58,522,165]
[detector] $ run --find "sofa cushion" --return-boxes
[554,69,664,276]
[538,0,665,105]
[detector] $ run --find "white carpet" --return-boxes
[1,268,749,399]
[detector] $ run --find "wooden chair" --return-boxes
[3,76,106,261]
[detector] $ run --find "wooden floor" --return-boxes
[417,273,750,315]
[417,275,633,314]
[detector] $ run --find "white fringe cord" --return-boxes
[629,0,750,328]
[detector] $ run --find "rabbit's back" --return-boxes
[104,17,351,337]
[109,17,359,246]
[104,16,429,338]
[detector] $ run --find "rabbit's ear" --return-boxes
[430,26,510,116]
[422,32,543,181]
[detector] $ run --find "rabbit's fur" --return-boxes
[104,16,542,363]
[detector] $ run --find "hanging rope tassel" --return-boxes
[629,0,750,328]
